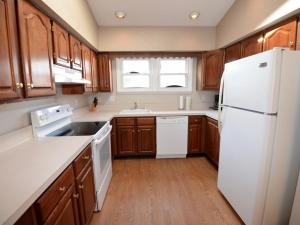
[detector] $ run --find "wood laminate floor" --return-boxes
[90,157,243,225]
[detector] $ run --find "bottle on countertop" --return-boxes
[185,96,192,110]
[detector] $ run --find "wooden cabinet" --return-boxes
[14,207,37,225]
[205,117,220,166]
[117,125,137,155]
[137,126,156,154]
[115,117,156,157]
[17,0,56,97]
[98,53,112,92]
[241,34,263,58]
[82,44,93,93]
[76,163,95,225]
[263,19,297,51]
[43,186,80,225]
[91,51,99,92]
[52,22,71,68]
[225,43,241,63]
[69,35,82,71]
[0,0,22,101]
[201,50,224,90]
[188,116,204,154]
[110,119,117,159]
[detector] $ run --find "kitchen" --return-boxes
[1,0,300,225]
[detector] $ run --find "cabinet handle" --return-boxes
[16,83,24,89]
[73,193,79,199]
[82,155,90,160]
[27,83,34,89]
[70,59,74,63]
[79,184,84,189]
[289,41,295,48]
[58,186,66,192]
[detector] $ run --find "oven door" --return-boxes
[92,125,112,211]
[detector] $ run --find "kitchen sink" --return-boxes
[118,109,152,115]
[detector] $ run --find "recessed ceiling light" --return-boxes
[115,11,126,19]
[189,12,200,20]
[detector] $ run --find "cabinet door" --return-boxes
[201,50,224,90]
[110,119,117,159]
[18,0,56,97]
[44,186,80,225]
[98,53,112,92]
[52,22,71,68]
[205,118,220,166]
[82,44,93,93]
[0,0,22,101]
[15,207,37,225]
[117,126,137,155]
[241,34,263,58]
[263,19,297,51]
[225,43,241,63]
[137,125,156,154]
[69,35,82,71]
[91,51,99,93]
[77,164,95,225]
[188,124,202,154]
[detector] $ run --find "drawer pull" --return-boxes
[58,186,66,192]
[82,155,90,160]
[79,184,84,189]
[73,193,79,199]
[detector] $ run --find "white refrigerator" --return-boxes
[217,48,300,225]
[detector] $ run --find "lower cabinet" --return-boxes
[188,116,204,154]
[205,117,220,166]
[14,144,95,225]
[115,117,156,157]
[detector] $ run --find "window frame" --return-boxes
[116,57,194,93]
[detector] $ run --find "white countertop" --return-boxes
[72,108,218,121]
[0,136,92,225]
[0,107,218,225]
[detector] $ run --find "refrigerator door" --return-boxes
[222,48,283,114]
[218,107,276,225]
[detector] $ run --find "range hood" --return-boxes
[54,66,91,84]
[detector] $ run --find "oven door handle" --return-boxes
[93,125,112,145]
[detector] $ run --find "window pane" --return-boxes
[122,60,150,74]
[160,60,186,73]
[160,75,186,88]
[123,75,150,88]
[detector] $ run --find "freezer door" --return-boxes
[217,107,276,225]
[222,48,282,114]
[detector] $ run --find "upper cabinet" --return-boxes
[201,50,224,90]
[69,35,83,71]
[17,0,56,97]
[82,44,93,93]
[225,43,241,63]
[52,22,71,68]
[241,34,263,58]
[91,51,99,92]
[0,0,23,101]
[263,19,297,51]
[98,53,112,92]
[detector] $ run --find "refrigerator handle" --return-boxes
[218,73,225,134]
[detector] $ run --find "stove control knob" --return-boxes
[39,115,48,121]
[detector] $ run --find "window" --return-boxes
[116,57,194,92]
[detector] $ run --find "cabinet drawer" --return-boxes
[189,116,203,124]
[136,117,155,126]
[73,144,92,176]
[35,165,75,223]
[116,117,135,126]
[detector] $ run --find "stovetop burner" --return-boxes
[47,121,107,136]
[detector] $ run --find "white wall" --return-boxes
[0,88,90,136]
[42,0,99,48]
[98,59,217,111]
[217,0,300,47]
[98,27,216,51]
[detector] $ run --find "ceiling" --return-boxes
[87,0,235,27]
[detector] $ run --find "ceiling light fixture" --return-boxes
[189,12,200,20]
[115,11,126,19]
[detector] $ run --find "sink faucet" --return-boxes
[134,102,138,109]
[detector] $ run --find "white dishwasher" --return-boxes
[156,116,188,158]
